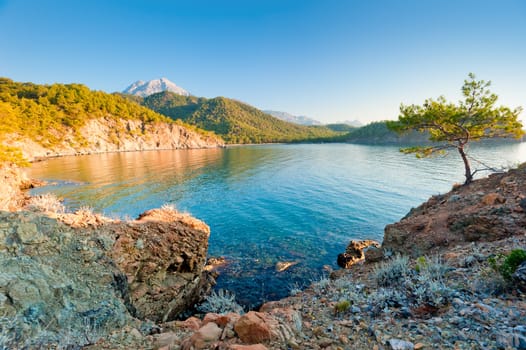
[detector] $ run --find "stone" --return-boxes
[481,193,506,205]
[16,222,47,244]
[234,311,274,344]
[513,262,526,292]
[188,322,222,349]
[155,332,180,348]
[447,194,462,203]
[520,198,526,211]
[229,344,269,350]
[0,211,132,347]
[174,316,202,331]
[388,339,415,350]
[275,261,299,272]
[364,246,384,263]
[512,333,526,350]
[202,312,239,327]
[337,240,380,268]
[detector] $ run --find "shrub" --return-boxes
[373,254,411,287]
[27,193,65,213]
[197,289,244,315]
[489,249,526,281]
[334,300,351,314]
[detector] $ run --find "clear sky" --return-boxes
[0,0,524,124]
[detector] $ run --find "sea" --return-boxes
[29,142,526,307]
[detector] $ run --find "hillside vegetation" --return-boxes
[344,121,525,145]
[139,91,341,143]
[344,121,430,144]
[0,78,217,164]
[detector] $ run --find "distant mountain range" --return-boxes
[263,110,322,126]
[123,78,189,97]
[340,120,363,127]
[137,92,340,143]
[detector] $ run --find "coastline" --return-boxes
[1,160,526,349]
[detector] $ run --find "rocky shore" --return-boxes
[4,116,224,163]
[1,163,525,349]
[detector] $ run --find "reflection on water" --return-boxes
[29,143,526,306]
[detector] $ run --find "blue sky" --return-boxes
[0,0,524,124]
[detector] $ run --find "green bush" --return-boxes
[489,249,526,280]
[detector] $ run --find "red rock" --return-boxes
[234,311,274,344]
[177,316,202,331]
[481,193,506,205]
[203,312,238,327]
[229,344,269,350]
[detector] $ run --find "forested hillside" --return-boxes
[139,91,341,143]
[0,78,219,164]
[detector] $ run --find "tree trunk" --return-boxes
[458,146,473,185]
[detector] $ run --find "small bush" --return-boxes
[489,249,526,281]
[27,193,66,213]
[334,300,351,314]
[197,289,244,315]
[373,254,411,287]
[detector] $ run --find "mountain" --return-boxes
[123,78,190,97]
[140,92,341,144]
[341,119,363,127]
[263,110,322,126]
[0,78,222,164]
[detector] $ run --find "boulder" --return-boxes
[110,207,215,322]
[233,308,302,345]
[183,322,222,349]
[234,311,274,344]
[337,240,380,268]
[481,193,506,205]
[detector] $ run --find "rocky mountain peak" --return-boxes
[123,77,190,97]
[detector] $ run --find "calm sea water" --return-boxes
[29,143,526,307]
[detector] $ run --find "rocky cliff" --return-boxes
[0,167,216,348]
[4,117,224,162]
[382,164,526,256]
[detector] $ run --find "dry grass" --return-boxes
[57,206,114,228]
[27,193,65,214]
[136,204,210,234]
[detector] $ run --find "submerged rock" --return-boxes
[275,261,299,272]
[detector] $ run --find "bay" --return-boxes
[28,143,526,307]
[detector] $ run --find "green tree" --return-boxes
[387,73,524,185]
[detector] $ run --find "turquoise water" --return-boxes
[29,143,526,307]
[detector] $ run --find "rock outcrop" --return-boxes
[337,239,380,268]
[0,211,132,348]
[109,208,215,322]
[0,202,215,347]
[382,165,526,256]
[5,117,224,162]
[0,165,32,211]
